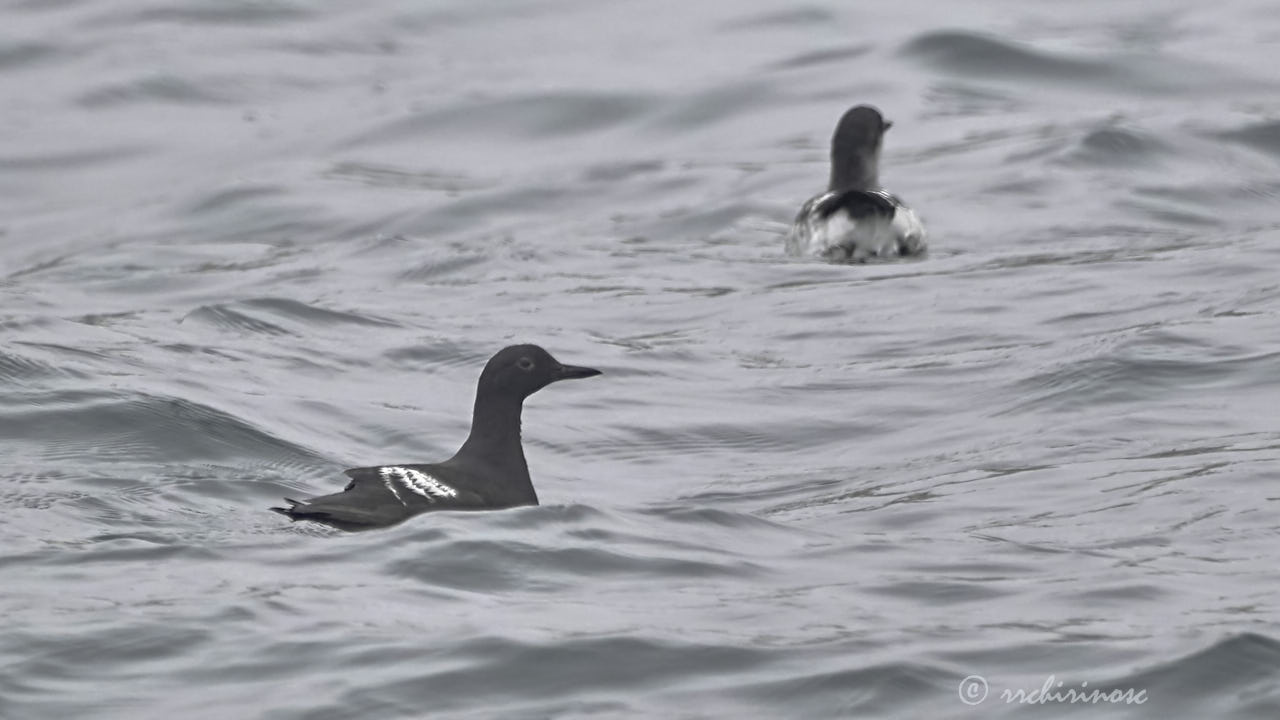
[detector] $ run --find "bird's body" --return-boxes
[785,105,927,262]
[271,345,600,530]
[787,188,926,262]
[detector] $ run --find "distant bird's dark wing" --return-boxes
[813,188,897,221]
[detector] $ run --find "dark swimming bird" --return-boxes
[271,344,601,530]
[785,104,926,262]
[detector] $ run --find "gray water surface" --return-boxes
[3,0,1280,718]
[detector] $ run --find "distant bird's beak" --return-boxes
[555,363,602,380]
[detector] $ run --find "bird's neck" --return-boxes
[454,394,533,493]
[828,149,880,192]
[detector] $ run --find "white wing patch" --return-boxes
[379,470,408,506]
[379,466,458,502]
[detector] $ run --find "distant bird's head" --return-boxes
[829,104,891,192]
[478,344,601,400]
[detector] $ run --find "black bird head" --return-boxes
[478,344,601,400]
[829,104,891,192]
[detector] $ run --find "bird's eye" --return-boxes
[517,357,535,371]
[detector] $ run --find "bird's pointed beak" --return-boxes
[555,363,602,380]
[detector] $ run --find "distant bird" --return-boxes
[785,105,926,262]
[272,344,601,530]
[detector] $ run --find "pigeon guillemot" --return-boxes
[784,104,926,262]
[271,344,601,530]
